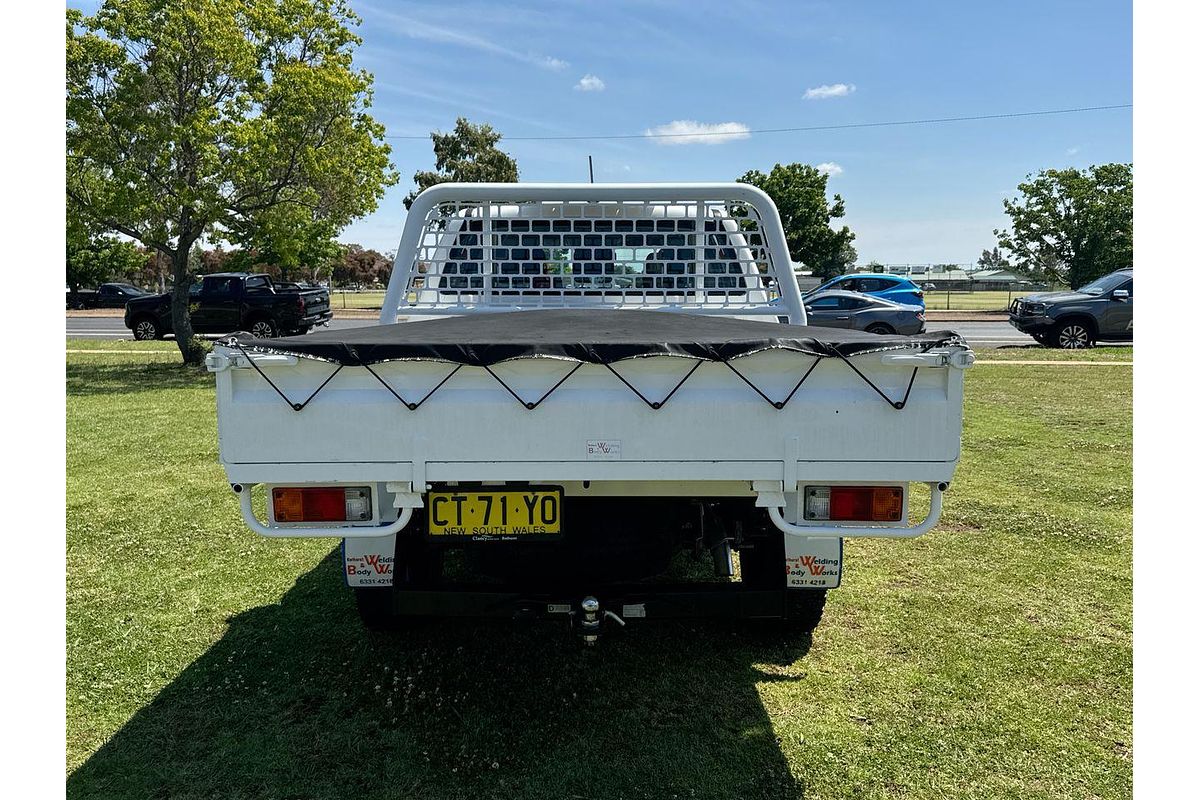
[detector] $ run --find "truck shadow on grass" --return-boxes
[66,360,212,397]
[69,551,812,800]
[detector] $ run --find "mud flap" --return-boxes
[784,536,843,589]
[343,535,396,587]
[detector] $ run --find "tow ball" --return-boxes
[576,596,625,646]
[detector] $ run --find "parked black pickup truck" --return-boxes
[66,282,150,310]
[1008,268,1132,348]
[124,273,332,340]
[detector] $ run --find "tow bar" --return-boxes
[576,596,625,646]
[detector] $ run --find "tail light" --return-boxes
[915,290,924,298]
[296,295,306,311]
[917,311,926,321]
[804,486,904,522]
[272,486,371,522]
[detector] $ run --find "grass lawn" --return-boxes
[328,289,387,309]
[66,341,1131,799]
[976,345,1134,362]
[922,290,1037,311]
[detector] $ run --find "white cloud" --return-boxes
[803,83,856,100]
[816,162,843,177]
[1066,146,1081,155]
[574,74,606,92]
[542,56,569,71]
[644,120,751,145]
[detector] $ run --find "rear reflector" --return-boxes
[804,486,904,522]
[272,486,372,522]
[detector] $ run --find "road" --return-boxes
[67,315,1044,348]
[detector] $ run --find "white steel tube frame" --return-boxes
[238,486,413,539]
[380,183,808,325]
[764,482,945,539]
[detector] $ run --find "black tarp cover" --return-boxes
[223,309,961,367]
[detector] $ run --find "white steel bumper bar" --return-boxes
[764,481,946,539]
[236,485,414,539]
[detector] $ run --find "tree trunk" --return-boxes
[169,247,206,365]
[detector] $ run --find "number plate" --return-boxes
[427,488,563,539]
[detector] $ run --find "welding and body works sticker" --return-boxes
[784,536,843,589]
[343,536,396,587]
[585,440,622,460]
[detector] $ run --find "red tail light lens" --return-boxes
[296,295,306,311]
[272,487,371,522]
[804,486,904,521]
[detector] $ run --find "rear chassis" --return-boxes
[354,497,834,638]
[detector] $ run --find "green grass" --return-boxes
[922,290,1037,311]
[66,341,1131,799]
[974,345,1134,362]
[328,289,387,309]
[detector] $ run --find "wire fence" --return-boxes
[329,266,1051,313]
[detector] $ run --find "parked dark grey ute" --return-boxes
[1008,269,1132,348]
[803,290,926,335]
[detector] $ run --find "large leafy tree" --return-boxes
[995,164,1132,289]
[66,230,146,291]
[67,0,396,362]
[224,202,342,282]
[333,244,392,287]
[734,163,856,279]
[976,246,1011,270]
[403,117,519,209]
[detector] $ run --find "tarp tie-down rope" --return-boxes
[484,362,585,410]
[722,356,822,410]
[833,352,921,410]
[230,345,925,413]
[603,359,703,410]
[233,342,343,411]
[361,362,463,410]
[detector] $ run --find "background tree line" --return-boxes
[68,0,1131,367]
[388,117,1132,288]
[67,236,394,292]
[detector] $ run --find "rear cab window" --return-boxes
[203,276,242,296]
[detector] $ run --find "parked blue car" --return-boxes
[805,273,925,308]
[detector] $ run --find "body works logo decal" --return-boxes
[799,555,826,576]
[346,554,393,575]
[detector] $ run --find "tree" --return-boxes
[225,202,342,283]
[403,117,519,209]
[67,0,396,363]
[66,234,146,291]
[734,163,856,279]
[333,244,392,287]
[995,164,1132,289]
[976,247,1010,270]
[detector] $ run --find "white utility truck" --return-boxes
[207,184,973,643]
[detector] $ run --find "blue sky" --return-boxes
[74,0,1133,265]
